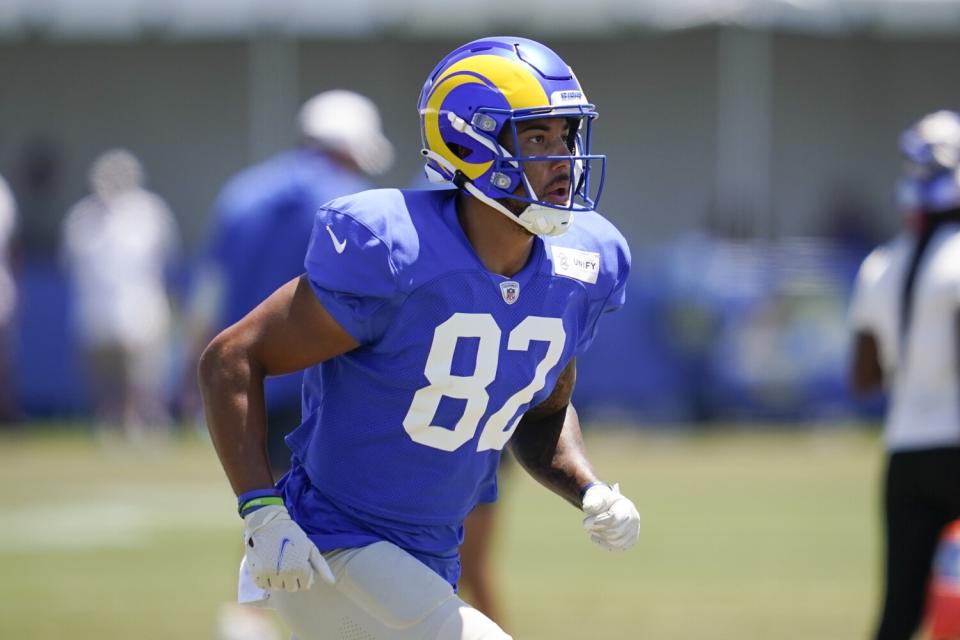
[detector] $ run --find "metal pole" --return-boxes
[247,34,299,163]
[715,27,773,239]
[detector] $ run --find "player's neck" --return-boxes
[457,193,536,278]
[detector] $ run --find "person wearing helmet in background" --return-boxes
[187,90,393,479]
[849,110,960,640]
[199,37,640,640]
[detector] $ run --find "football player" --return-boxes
[200,36,640,639]
[849,110,960,640]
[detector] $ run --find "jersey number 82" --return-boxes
[402,312,565,453]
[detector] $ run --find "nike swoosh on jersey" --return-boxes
[325,225,347,254]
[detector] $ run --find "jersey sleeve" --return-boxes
[601,237,631,314]
[0,176,16,246]
[947,233,960,305]
[575,222,632,355]
[304,206,400,344]
[848,247,885,334]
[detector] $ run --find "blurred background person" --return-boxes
[184,89,393,479]
[458,456,510,626]
[61,149,181,441]
[0,173,18,423]
[849,110,960,640]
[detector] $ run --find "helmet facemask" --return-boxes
[422,106,605,236]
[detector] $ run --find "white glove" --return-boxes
[581,482,640,552]
[242,504,335,591]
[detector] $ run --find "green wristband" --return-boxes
[238,496,284,516]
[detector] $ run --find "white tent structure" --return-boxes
[1,0,959,245]
[1,0,960,39]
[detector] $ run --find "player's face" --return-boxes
[503,117,574,208]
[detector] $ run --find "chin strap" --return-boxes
[421,147,573,236]
[464,179,574,236]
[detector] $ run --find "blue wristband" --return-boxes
[579,481,607,500]
[237,488,280,512]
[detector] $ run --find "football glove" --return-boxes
[242,504,335,591]
[581,482,640,552]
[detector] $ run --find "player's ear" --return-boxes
[497,125,516,154]
[565,118,580,153]
[447,143,472,160]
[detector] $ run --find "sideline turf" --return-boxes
[0,426,881,639]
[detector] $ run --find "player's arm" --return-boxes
[850,330,883,396]
[199,274,358,495]
[508,359,596,508]
[510,359,640,552]
[198,274,354,591]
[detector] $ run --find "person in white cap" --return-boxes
[187,89,393,478]
[298,90,394,178]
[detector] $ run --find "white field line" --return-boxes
[0,484,236,551]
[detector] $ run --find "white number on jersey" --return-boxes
[401,313,566,452]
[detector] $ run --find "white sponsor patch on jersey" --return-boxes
[550,245,600,284]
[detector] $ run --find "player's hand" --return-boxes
[242,504,335,591]
[581,482,640,552]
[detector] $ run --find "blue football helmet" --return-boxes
[417,37,605,236]
[897,110,960,214]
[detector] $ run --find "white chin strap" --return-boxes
[421,146,574,237]
[465,180,573,236]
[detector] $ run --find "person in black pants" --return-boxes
[849,110,960,640]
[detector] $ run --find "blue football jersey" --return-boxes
[282,188,629,583]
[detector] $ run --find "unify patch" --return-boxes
[550,245,600,284]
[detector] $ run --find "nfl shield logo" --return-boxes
[499,280,520,305]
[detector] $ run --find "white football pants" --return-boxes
[270,541,512,640]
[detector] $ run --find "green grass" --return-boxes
[0,426,883,639]
[497,428,882,639]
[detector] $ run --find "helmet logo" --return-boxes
[499,281,520,305]
[422,55,549,181]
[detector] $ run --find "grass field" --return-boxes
[0,425,883,639]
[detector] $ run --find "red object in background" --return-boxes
[929,520,960,640]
